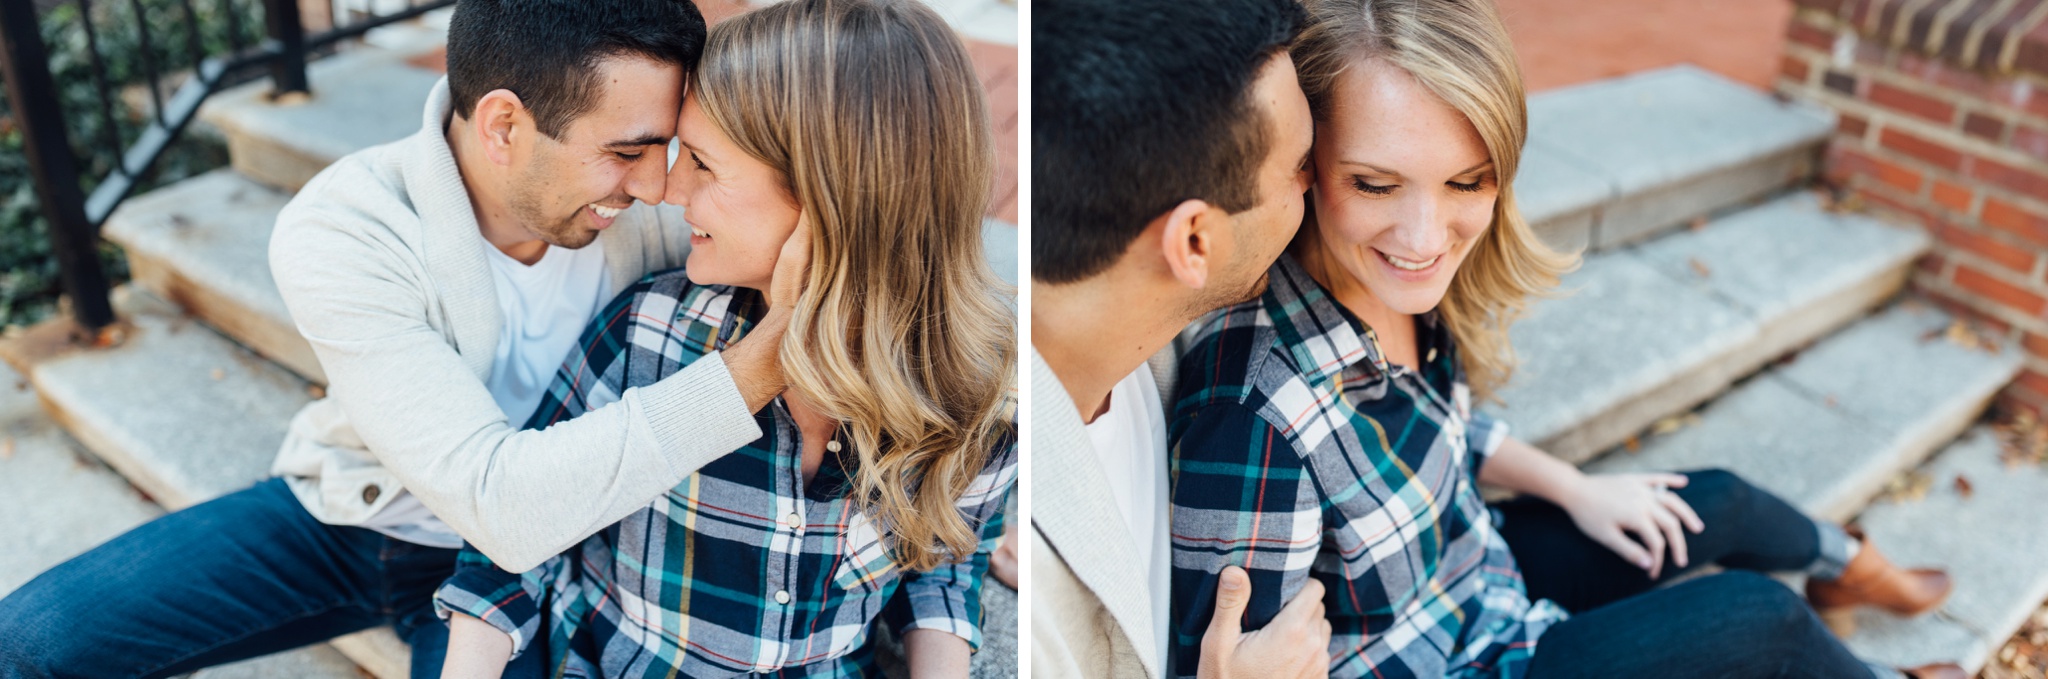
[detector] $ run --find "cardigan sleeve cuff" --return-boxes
[636,351,763,479]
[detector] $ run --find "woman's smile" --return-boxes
[1374,246,1445,281]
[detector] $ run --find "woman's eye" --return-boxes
[1352,178,1395,195]
[690,152,709,171]
[1448,180,1484,193]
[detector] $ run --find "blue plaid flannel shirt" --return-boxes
[434,269,1016,678]
[1167,254,1568,679]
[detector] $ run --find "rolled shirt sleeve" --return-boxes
[433,545,565,659]
[883,437,1018,650]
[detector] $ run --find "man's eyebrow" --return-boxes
[603,134,671,149]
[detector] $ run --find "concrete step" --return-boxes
[1487,191,1929,464]
[0,364,362,678]
[1518,64,1835,253]
[199,39,443,193]
[1588,303,2022,524]
[0,289,411,677]
[1837,429,2048,672]
[102,169,322,383]
[0,288,313,510]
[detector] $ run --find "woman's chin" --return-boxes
[1361,278,1450,316]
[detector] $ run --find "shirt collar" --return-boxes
[1259,253,1453,386]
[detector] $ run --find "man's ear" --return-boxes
[469,89,528,166]
[1157,198,1227,290]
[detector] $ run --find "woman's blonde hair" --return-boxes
[1292,0,1576,401]
[696,0,1015,571]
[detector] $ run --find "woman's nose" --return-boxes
[663,160,693,207]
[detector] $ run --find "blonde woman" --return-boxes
[1166,0,1961,677]
[433,1,1016,676]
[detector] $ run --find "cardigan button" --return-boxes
[361,484,381,505]
[826,440,842,453]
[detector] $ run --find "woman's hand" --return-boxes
[724,217,812,412]
[1557,473,1705,579]
[767,215,813,311]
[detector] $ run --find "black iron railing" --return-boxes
[0,0,454,335]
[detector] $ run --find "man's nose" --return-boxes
[624,150,667,206]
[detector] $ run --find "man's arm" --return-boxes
[270,214,808,571]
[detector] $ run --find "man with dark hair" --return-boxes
[1031,0,1332,677]
[0,1,798,676]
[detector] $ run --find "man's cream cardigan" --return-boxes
[267,78,759,573]
[1031,348,1178,679]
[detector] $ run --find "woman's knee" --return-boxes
[1677,468,1753,520]
[1696,572,1830,642]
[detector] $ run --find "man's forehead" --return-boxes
[562,55,684,145]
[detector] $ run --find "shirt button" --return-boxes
[785,512,802,531]
[826,440,842,453]
[361,484,381,505]
[774,590,791,605]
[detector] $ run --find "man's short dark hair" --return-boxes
[445,0,707,139]
[1032,0,1304,284]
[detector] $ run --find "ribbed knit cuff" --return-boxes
[638,351,762,478]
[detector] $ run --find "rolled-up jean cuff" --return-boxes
[1808,521,1855,581]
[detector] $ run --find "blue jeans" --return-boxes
[0,478,459,678]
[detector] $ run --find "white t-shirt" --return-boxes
[1084,365,1171,670]
[359,241,611,548]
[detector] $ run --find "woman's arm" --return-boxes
[1476,437,1704,578]
[903,628,972,678]
[442,613,514,679]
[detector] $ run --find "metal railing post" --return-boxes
[0,0,117,332]
[264,0,308,95]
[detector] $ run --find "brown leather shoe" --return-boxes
[1901,663,1966,679]
[1804,529,1952,637]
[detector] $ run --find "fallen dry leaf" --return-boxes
[307,385,326,399]
[0,437,13,461]
[1688,216,1709,232]
[1876,470,1934,504]
[1623,436,1642,454]
[210,368,226,381]
[1955,474,1975,499]
[1823,395,1839,408]
[1986,600,2048,679]
[1688,258,1712,278]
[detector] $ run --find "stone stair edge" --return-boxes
[1838,428,2048,672]
[1584,301,2021,526]
[1492,190,1930,463]
[1518,63,1835,252]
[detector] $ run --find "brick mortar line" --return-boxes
[1996,0,2048,73]
[1917,271,2048,335]
[1913,283,2044,350]
[1795,4,2048,83]
[1789,83,2048,177]
[1817,56,2040,126]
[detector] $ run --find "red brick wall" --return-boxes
[1779,0,2048,412]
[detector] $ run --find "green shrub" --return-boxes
[0,0,264,327]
